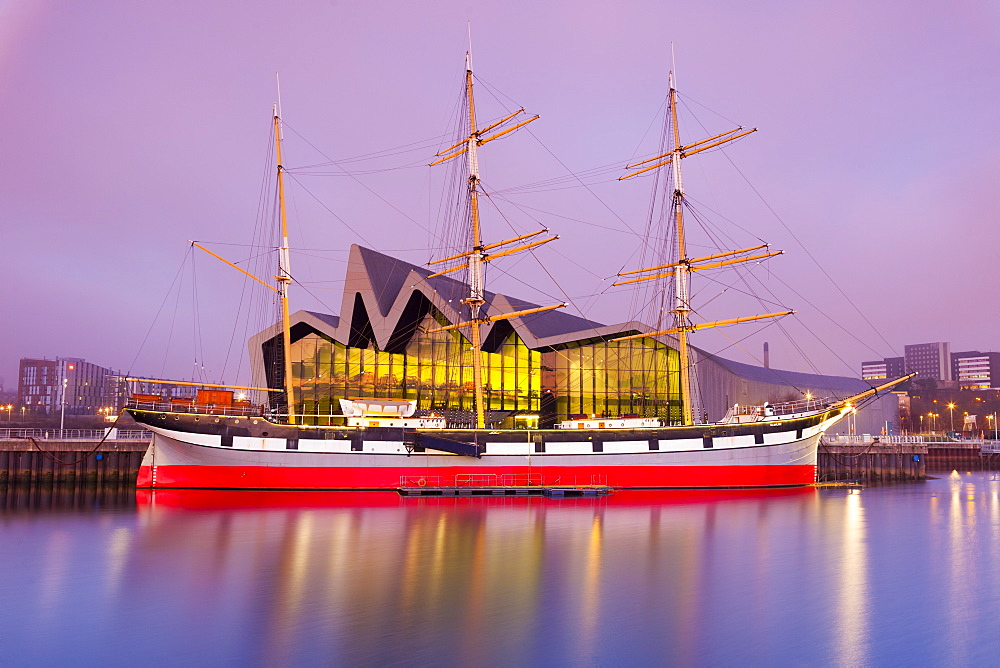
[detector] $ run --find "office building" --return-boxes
[861,356,905,381]
[18,357,112,415]
[904,342,952,381]
[952,351,1000,390]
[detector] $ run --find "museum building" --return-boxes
[249,245,896,433]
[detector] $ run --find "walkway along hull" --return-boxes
[128,407,849,490]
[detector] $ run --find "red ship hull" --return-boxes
[128,406,844,490]
[137,461,816,489]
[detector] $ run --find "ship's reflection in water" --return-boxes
[127,488,823,665]
[4,475,1000,664]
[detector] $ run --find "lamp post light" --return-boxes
[60,377,68,432]
[919,414,924,433]
[4,405,10,422]
[60,363,75,433]
[947,402,956,432]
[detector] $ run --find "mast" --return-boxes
[464,52,487,431]
[273,106,296,425]
[667,74,695,426]
[427,53,563,430]
[616,70,789,426]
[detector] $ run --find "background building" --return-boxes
[17,358,57,413]
[18,357,112,415]
[250,245,898,434]
[951,351,1000,390]
[864,346,1000,393]
[861,356,904,381]
[904,342,952,381]
[17,358,200,415]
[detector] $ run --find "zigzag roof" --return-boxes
[249,244,632,354]
[249,245,868,394]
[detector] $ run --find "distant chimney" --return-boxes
[764,342,770,369]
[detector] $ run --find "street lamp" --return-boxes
[60,362,75,433]
[4,405,10,421]
[947,402,956,432]
[919,414,924,433]
[60,377,68,432]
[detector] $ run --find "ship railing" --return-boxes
[769,398,828,415]
[398,473,610,489]
[458,474,501,487]
[727,397,829,419]
[398,475,443,488]
[498,474,547,487]
[0,428,153,440]
[823,434,923,445]
[125,398,263,416]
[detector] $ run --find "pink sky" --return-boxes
[2,0,999,390]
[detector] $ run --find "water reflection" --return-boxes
[0,481,136,511]
[835,489,869,665]
[124,488,819,664]
[4,480,1000,664]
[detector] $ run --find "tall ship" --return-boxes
[126,54,908,490]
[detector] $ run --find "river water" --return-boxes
[2,472,999,666]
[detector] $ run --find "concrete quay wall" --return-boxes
[0,439,147,485]
[818,442,927,483]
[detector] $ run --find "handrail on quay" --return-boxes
[822,435,925,445]
[980,441,1000,454]
[0,428,153,440]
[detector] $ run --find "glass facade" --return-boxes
[289,312,540,424]
[285,310,681,426]
[543,338,681,422]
